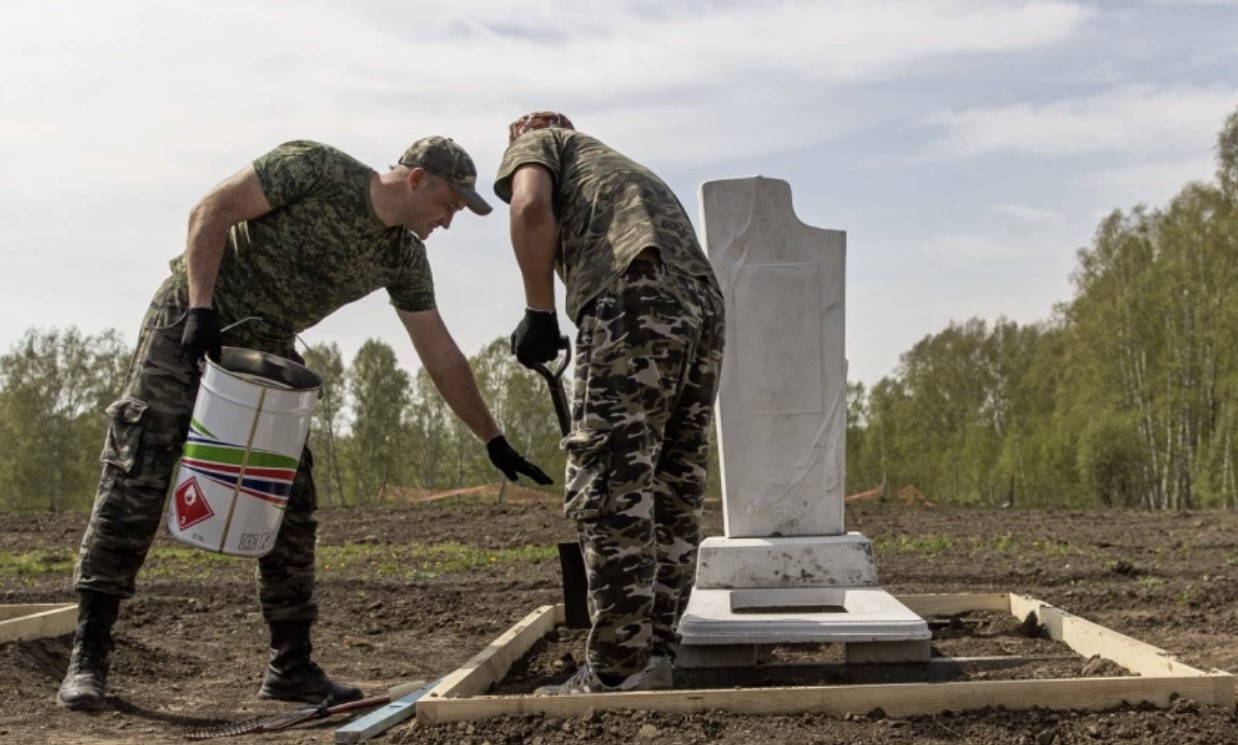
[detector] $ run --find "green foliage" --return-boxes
[323,336,570,505]
[845,105,1238,511]
[0,327,128,511]
[469,338,566,497]
[1077,413,1145,507]
[348,339,412,503]
[414,366,453,489]
[303,342,347,506]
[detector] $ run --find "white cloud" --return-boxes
[1134,0,1238,6]
[920,84,1238,160]
[0,0,1091,180]
[1086,156,1218,208]
[918,225,1080,266]
[991,204,1071,225]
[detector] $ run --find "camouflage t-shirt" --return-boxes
[169,141,435,332]
[493,129,717,321]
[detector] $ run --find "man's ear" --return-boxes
[407,167,429,190]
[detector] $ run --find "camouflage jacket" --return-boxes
[169,141,435,332]
[494,129,717,321]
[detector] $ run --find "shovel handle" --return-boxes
[533,336,572,437]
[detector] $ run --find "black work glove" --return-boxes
[510,308,561,369]
[487,435,553,485]
[181,307,222,365]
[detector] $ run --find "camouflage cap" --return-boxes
[399,136,493,215]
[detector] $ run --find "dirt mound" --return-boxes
[895,484,934,506]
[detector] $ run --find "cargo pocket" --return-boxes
[99,397,148,473]
[563,429,614,521]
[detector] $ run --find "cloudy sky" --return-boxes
[2,0,1236,386]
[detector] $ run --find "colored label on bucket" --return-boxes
[179,421,299,504]
[174,477,215,531]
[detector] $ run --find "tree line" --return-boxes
[2,108,1236,512]
[301,337,571,506]
[0,332,577,511]
[846,108,1238,510]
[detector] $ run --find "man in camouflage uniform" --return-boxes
[494,112,725,694]
[58,137,553,711]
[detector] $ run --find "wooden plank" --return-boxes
[420,605,562,704]
[895,593,1010,617]
[418,674,1231,723]
[1008,594,1213,678]
[0,603,76,643]
[415,592,1236,723]
[0,604,72,622]
[678,655,1081,687]
[335,679,435,744]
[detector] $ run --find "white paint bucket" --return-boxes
[166,347,320,557]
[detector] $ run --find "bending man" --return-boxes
[59,136,551,711]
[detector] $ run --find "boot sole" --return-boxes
[56,693,106,712]
[258,688,364,705]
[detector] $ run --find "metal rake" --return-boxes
[184,680,424,740]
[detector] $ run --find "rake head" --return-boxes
[185,703,326,740]
[184,694,390,740]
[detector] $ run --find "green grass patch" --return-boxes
[988,534,1017,552]
[141,541,557,581]
[1030,539,1077,557]
[874,534,955,554]
[140,547,249,578]
[316,541,557,580]
[0,550,75,576]
[0,541,558,582]
[1137,575,1163,590]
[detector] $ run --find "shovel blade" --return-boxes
[557,541,590,629]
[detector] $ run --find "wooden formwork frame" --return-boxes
[0,603,76,644]
[415,593,1235,724]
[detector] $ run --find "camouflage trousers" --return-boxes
[566,260,725,679]
[73,276,320,623]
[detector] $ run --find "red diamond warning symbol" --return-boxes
[174,477,214,531]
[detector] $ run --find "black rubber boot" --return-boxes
[257,620,362,704]
[56,590,121,711]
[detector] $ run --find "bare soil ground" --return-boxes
[1,497,1236,744]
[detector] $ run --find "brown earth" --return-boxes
[1,497,1236,744]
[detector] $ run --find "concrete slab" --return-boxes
[679,587,930,648]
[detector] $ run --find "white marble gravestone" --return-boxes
[678,177,929,666]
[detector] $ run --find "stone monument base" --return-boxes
[695,533,878,588]
[678,532,930,667]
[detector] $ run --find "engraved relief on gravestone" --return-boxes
[704,176,847,537]
[735,263,823,416]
